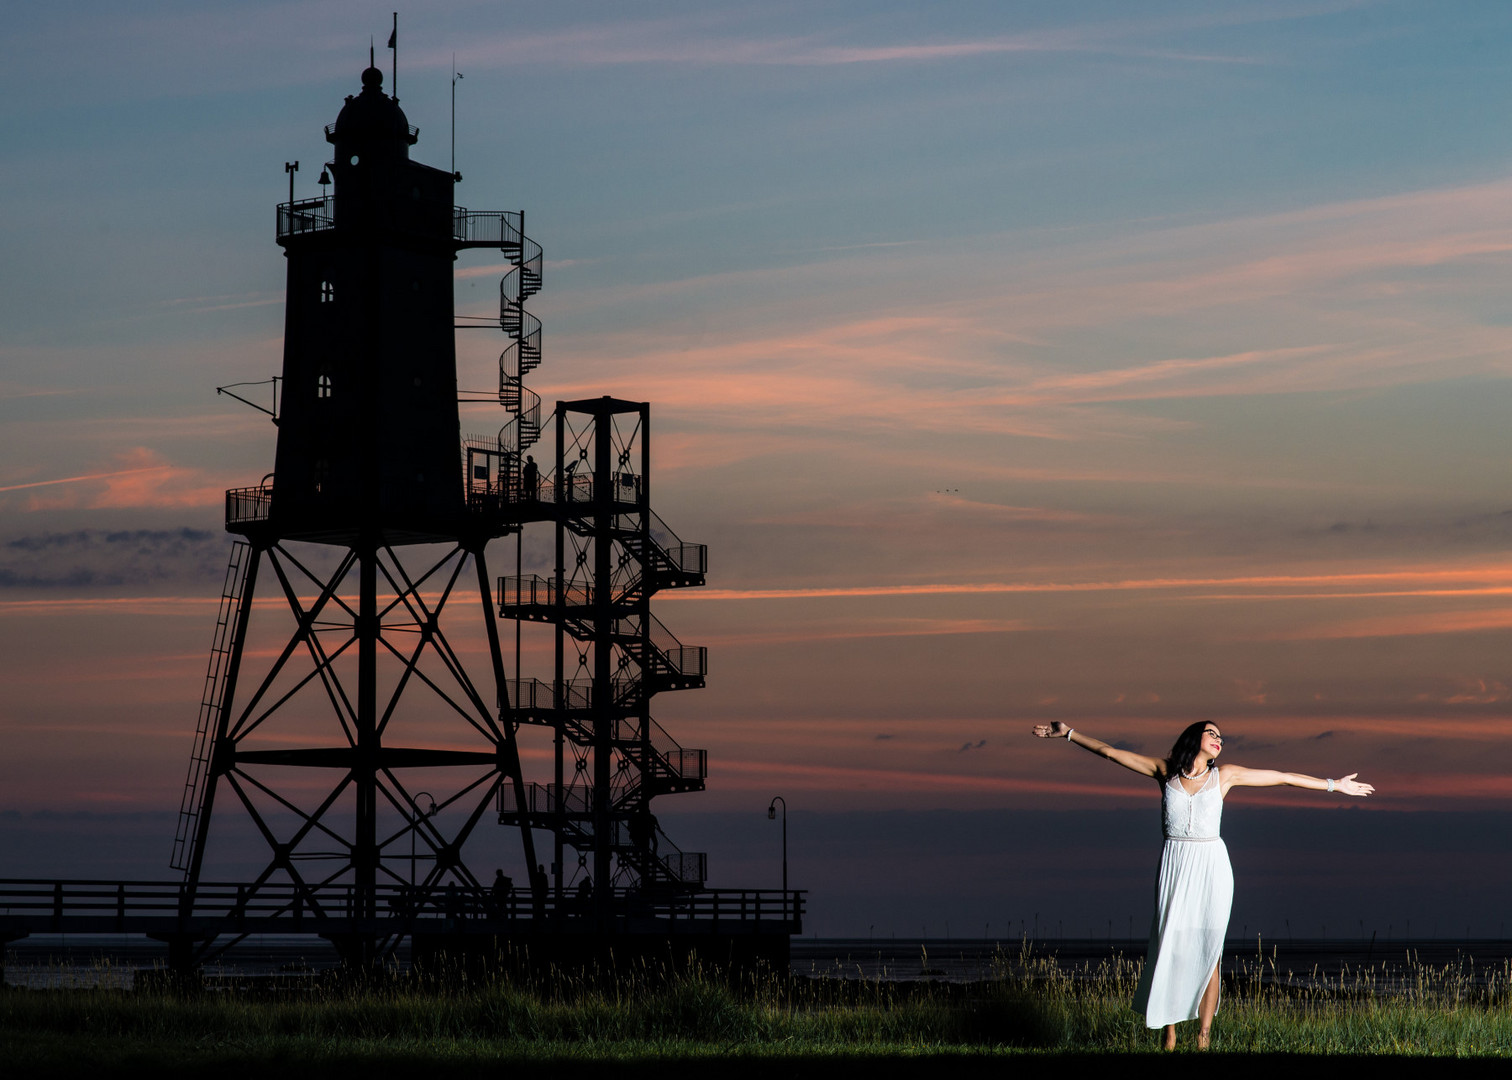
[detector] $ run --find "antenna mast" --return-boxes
[451,58,463,177]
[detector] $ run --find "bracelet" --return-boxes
[1326,778,1335,793]
[1064,728,1075,741]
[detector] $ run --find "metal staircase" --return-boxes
[494,400,712,895]
[454,207,544,508]
[496,215,543,489]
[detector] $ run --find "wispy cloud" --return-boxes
[673,563,1512,602]
[0,465,169,495]
[435,5,1313,72]
[1271,608,1512,641]
[529,176,1512,473]
[0,387,89,402]
[157,291,282,315]
[712,758,1152,799]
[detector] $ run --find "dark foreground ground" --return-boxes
[9,938,1512,1073]
[4,1043,1510,1080]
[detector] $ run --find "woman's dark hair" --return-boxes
[1166,720,1217,778]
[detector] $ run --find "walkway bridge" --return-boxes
[0,878,803,972]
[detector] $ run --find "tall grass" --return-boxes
[7,942,1512,1062]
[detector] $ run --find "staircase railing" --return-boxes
[171,541,252,873]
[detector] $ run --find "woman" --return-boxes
[1030,720,1373,1049]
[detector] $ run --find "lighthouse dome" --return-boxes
[327,67,416,157]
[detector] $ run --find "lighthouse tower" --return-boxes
[166,64,756,967]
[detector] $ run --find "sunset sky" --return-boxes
[6,2,1512,938]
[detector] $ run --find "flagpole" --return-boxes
[390,13,398,100]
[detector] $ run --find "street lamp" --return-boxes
[767,796,787,923]
[411,791,437,888]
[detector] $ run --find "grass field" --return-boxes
[7,944,1512,1076]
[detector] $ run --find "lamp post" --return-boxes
[411,791,437,888]
[767,796,787,923]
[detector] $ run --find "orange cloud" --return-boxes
[0,596,218,616]
[12,448,225,511]
[703,616,1032,646]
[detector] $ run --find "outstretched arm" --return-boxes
[1031,721,1166,779]
[1220,766,1374,798]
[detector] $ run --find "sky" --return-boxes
[6,1,1512,938]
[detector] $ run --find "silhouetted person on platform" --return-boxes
[522,455,538,501]
[630,812,659,856]
[491,869,513,916]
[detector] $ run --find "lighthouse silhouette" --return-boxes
[165,61,792,969]
[271,64,466,539]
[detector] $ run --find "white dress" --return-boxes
[1130,767,1233,1028]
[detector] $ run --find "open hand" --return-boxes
[1336,773,1374,797]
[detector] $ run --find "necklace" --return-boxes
[1181,765,1210,780]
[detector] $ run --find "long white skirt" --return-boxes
[1131,837,1233,1028]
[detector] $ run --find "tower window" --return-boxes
[320,280,334,303]
[317,374,333,399]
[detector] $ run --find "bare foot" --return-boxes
[1162,1024,1177,1051]
[1196,1030,1211,1050]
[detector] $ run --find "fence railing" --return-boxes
[0,878,803,931]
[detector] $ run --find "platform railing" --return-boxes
[661,852,708,885]
[642,613,707,679]
[505,677,595,713]
[646,510,707,575]
[276,196,334,238]
[498,575,593,610]
[225,485,272,525]
[452,208,523,249]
